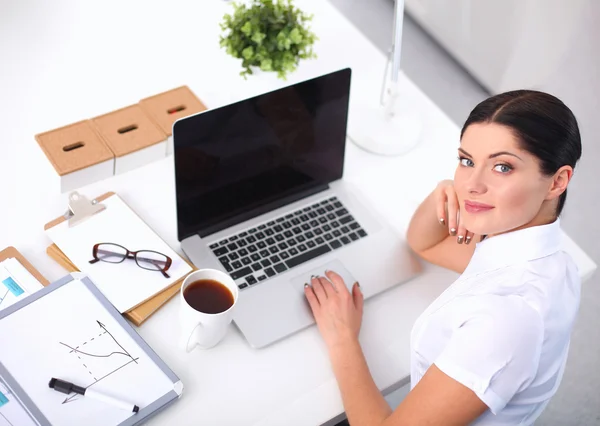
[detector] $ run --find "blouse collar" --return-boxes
[462,218,562,278]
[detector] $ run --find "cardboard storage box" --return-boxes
[139,86,207,155]
[35,120,115,193]
[92,105,167,175]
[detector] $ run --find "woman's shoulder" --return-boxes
[464,250,579,297]
[461,292,543,326]
[457,252,580,332]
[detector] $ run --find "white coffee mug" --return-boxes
[179,269,239,352]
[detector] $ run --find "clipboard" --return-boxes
[0,273,183,426]
[0,246,49,287]
[44,192,195,326]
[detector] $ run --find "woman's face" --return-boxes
[454,123,553,236]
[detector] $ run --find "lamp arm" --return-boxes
[380,0,405,117]
[390,0,405,83]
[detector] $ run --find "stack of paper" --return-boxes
[0,258,44,312]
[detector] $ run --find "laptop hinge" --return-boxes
[196,183,331,239]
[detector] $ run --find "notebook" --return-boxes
[45,193,192,313]
[0,274,182,426]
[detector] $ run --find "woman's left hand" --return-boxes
[304,270,364,351]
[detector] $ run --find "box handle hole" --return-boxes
[117,124,138,134]
[167,105,186,114]
[63,142,85,152]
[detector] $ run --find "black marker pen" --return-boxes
[49,378,139,413]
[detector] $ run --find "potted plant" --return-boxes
[219,0,317,79]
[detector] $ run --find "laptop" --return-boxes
[173,68,422,348]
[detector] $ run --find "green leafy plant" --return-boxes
[219,0,317,79]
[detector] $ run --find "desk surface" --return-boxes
[0,1,596,425]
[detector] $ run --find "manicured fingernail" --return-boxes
[304,283,309,288]
[465,236,472,245]
[439,218,445,225]
[457,235,464,244]
[311,275,318,280]
[450,228,457,236]
[357,282,361,288]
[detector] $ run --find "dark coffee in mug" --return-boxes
[183,279,234,314]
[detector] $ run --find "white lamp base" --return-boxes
[348,101,422,157]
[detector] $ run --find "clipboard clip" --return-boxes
[64,191,106,227]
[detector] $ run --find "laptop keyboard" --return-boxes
[208,197,368,290]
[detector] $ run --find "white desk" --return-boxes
[0,1,596,425]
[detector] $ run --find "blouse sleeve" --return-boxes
[433,294,544,414]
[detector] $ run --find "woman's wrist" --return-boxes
[327,331,361,357]
[406,189,450,253]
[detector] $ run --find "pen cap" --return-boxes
[49,378,86,395]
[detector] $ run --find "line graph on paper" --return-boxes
[59,320,139,404]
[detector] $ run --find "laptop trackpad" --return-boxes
[290,259,357,295]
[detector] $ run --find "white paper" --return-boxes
[0,259,43,313]
[0,279,175,426]
[0,381,38,426]
[3,258,44,294]
[45,195,192,312]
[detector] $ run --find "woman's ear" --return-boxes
[546,166,573,201]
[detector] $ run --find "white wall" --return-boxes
[404,0,589,94]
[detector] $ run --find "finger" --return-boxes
[318,275,337,299]
[456,211,467,245]
[325,270,350,297]
[311,275,328,304]
[304,283,321,315]
[352,282,364,314]
[436,189,447,227]
[446,188,459,236]
[465,230,475,245]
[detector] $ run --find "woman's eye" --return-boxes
[493,164,512,173]
[459,157,473,167]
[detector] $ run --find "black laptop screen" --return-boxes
[174,68,352,241]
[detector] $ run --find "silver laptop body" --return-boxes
[174,69,422,348]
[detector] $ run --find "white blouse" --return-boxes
[410,219,581,425]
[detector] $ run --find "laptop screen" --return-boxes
[174,68,352,241]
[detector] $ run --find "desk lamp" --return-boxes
[348,0,422,156]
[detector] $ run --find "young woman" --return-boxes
[305,90,582,425]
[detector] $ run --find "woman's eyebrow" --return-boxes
[489,151,524,161]
[459,147,523,161]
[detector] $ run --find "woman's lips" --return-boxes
[465,200,495,213]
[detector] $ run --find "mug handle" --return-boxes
[182,322,204,353]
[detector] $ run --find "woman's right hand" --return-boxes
[434,180,474,245]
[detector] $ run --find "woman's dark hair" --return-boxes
[461,90,582,216]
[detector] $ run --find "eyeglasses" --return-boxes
[89,243,172,278]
